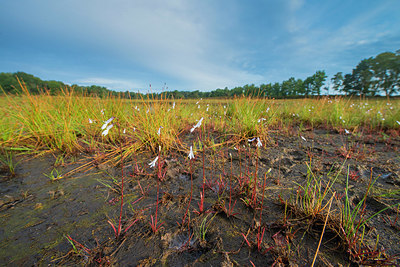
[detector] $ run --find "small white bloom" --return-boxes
[396,121,400,125]
[123,129,126,134]
[188,146,195,160]
[234,146,238,150]
[248,137,256,142]
[89,118,93,124]
[198,105,200,109]
[301,136,306,141]
[149,156,159,168]
[172,102,175,109]
[101,117,115,130]
[101,109,105,115]
[344,129,350,134]
[206,107,209,112]
[190,117,204,133]
[258,118,266,123]
[266,107,270,112]
[101,124,113,136]
[158,126,163,136]
[223,105,226,109]
[256,137,262,147]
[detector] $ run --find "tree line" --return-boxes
[331,50,400,97]
[0,72,112,97]
[1,50,399,98]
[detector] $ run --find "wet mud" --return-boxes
[1,127,399,266]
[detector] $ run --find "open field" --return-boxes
[1,87,400,265]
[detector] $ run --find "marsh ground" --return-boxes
[1,126,399,266]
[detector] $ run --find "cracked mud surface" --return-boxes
[1,127,399,266]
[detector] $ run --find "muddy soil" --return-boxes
[1,128,399,266]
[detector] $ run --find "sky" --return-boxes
[1,0,399,93]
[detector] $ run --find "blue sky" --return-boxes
[1,0,399,92]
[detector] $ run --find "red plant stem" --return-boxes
[229,154,233,214]
[154,148,161,230]
[238,147,243,182]
[182,159,193,226]
[251,146,259,207]
[67,235,91,254]
[259,172,267,225]
[117,122,124,238]
[200,127,206,213]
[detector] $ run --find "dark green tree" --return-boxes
[371,52,400,96]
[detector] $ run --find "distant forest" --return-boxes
[1,50,399,98]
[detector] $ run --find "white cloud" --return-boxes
[75,77,144,91]
[35,0,255,90]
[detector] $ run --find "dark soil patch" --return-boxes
[1,128,399,266]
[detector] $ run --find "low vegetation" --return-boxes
[0,81,399,265]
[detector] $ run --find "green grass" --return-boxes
[0,82,399,157]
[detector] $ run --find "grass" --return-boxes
[1,82,399,156]
[2,83,400,265]
[0,148,20,177]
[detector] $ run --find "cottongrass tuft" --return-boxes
[149,156,159,168]
[190,117,204,133]
[188,146,195,159]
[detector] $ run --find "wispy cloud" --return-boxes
[75,77,144,91]
[0,0,399,91]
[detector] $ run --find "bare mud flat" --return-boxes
[1,128,399,266]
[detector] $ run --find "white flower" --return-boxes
[266,107,270,112]
[248,137,256,142]
[158,126,163,136]
[301,136,306,141]
[258,118,266,123]
[101,109,105,115]
[256,137,262,147]
[198,105,200,109]
[149,156,159,168]
[89,118,93,124]
[344,129,350,134]
[101,124,113,136]
[206,107,209,112]
[190,117,204,133]
[172,102,175,109]
[188,146,195,160]
[123,129,126,134]
[101,117,115,130]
